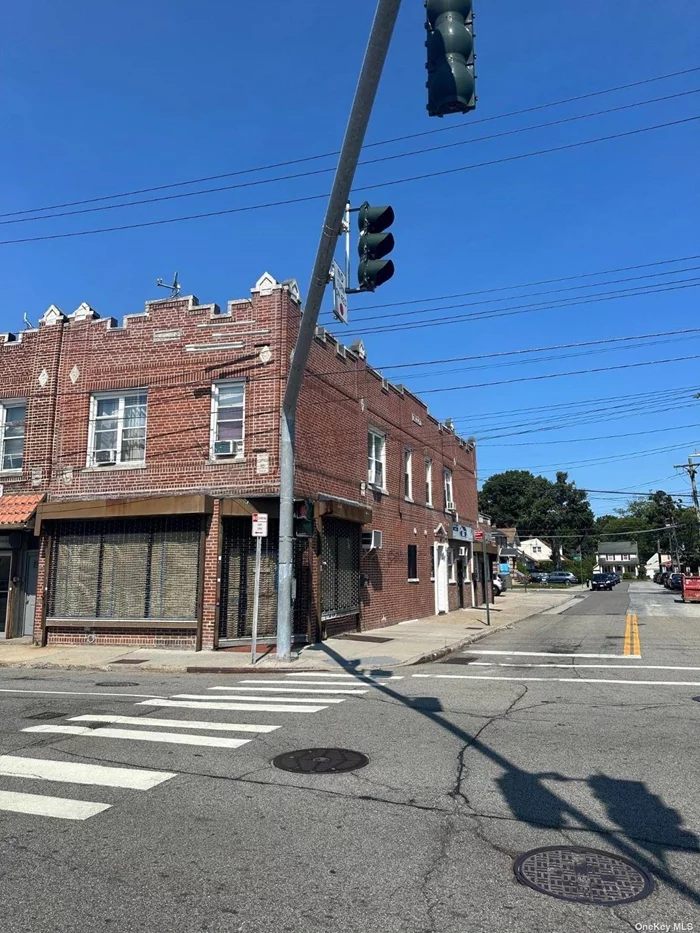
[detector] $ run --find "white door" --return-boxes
[434,544,449,614]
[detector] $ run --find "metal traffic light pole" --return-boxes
[275,0,403,661]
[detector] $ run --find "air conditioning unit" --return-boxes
[362,529,383,551]
[214,439,241,458]
[94,449,117,466]
[446,500,456,513]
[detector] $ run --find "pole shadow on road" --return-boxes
[315,643,700,908]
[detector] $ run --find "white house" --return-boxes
[595,541,640,576]
[644,553,672,578]
[519,537,552,564]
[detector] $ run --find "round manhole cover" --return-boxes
[94,682,139,688]
[693,696,700,703]
[514,846,654,906]
[272,748,369,774]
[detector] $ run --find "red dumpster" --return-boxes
[682,575,700,603]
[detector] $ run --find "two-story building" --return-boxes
[519,537,552,566]
[595,540,640,576]
[0,273,479,651]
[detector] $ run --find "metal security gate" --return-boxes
[219,518,313,643]
[48,517,201,622]
[321,517,361,634]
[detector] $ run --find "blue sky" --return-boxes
[1,0,698,514]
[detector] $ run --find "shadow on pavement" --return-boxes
[314,642,700,908]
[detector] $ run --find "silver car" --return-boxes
[546,571,578,586]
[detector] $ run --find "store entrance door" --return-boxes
[0,552,11,637]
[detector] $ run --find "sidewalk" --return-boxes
[0,587,585,675]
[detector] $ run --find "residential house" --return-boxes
[494,527,520,574]
[519,537,552,565]
[644,553,672,578]
[595,541,640,576]
[0,274,479,650]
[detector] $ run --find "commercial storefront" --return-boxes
[449,521,474,609]
[0,494,43,640]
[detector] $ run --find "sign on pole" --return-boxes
[331,260,348,324]
[251,513,268,538]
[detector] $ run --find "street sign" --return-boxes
[251,513,268,538]
[331,260,348,324]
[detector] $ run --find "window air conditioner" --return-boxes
[214,439,241,458]
[362,529,383,550]
[446,500,456,512]
[94,449,117,466]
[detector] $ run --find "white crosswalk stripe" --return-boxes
[0,790,112,821]
[140,698,329,713]
[284,672,403,680]
[0,755,175,789]
[69,715,280,733]
[23,725,253,749]
[171,693,346,704]
[208,685,367,695]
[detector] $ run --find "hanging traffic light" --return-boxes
[293,499,315,538]
[357,202,395,291]
[425,0,476,118]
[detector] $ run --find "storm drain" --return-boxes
[110,659,148,665]
[513,846,654,906]
[272,748,369,774]
[439,656,478,665]
[94,682,139,688]
[26,711,66,720]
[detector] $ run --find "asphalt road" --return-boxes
[0,581,698,932]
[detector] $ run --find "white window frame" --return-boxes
[367,428,386,490]
[407,543,419,582]
[404,448,413,501]
[443,467,454,509]
[447,547,456,583]
[87,390,148,468]
[210,380,246,460]
[0,398,26,473]
[425,458,433,507]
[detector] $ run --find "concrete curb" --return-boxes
[402,591,588,666]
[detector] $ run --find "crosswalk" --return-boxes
[0,670,402,823]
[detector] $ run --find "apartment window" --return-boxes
[425,459,433,506]
[0,401,26,472]
[88,392,147,467]
[211,381,245,459]
[533,545,542,553]
[367,429,386,489]
[407,544,418,581]
[404,448,413,500]
[443,467,454,509]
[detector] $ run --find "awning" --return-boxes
[220,498,280,518]
[317,497,372,525]
[35,493,213,535]
[0,493,45,530]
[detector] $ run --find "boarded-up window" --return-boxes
[49,517,201,621]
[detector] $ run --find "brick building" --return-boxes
[0,272,482,651]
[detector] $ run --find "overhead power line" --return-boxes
[4,65,698,221]
[1,114,698,247]
[481,421,700,447]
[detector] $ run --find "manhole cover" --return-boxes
[514,846,654,906]
[94,682,139,688]
[272,748,369,774]
[693,696,700,703]
[26,711,65,720]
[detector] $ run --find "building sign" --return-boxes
[450,523,474,542]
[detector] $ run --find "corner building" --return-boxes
[0,273,479,651]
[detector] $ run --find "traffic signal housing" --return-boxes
[294,499,315,538]
[425,0,476,118]
[357,202,395,291]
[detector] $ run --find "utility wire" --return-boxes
[4,65,698,220]
[2,114,697,247]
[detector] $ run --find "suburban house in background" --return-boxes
[644,553,672,578]
[0,273,481,650]
[519,537,552,565]
[494,527,520,573]
[595,540,640,576]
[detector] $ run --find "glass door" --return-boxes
[0,553,11,636]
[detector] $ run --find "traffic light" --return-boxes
[425,0,476,118]
[293,499,315,538]
[357,202,395,291]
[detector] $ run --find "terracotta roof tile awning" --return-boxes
[0,493,45,529]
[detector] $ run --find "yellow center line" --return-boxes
[623,611,641,656]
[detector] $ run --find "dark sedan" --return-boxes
[591,573,613,591]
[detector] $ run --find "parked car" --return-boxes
[652,571,662,584]
[493,575,503,597]
[547,571,578,586]
[606,572,620,585]
[657,571,670,586]
[664,573,675,589]
[529,571,549,584]
[668,572,683,591]
[591,573,613,591]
